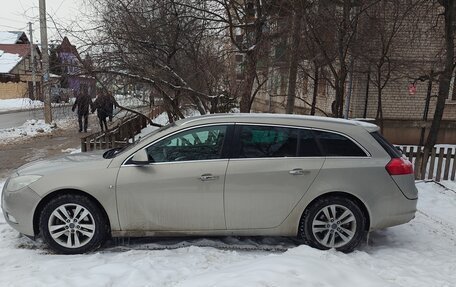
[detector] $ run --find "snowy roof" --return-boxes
[0,31,27,44]
[0,50,22,73]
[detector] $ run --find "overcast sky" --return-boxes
[0,0,89,45]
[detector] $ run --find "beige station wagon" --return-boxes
[2,114,418,254]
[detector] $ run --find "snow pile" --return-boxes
[0,50,22,73]
[61,148,82,154]
[115,94,147,108]
[153,111,171,126]
[0,180,455,286]
[0,98,75,113]
[0,98,44,112]
[0,119,72,144]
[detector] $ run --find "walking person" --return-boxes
[106,93,115,122]
[72,91,92,133]
[91,91,110,132]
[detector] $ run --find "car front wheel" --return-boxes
[299,196,366,253]
[39,194,108,254]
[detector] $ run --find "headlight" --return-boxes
[6,175,42,192]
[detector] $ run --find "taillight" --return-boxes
[385,158,414,175]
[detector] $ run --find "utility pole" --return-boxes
[39,0,52,123]
[28,22,37,101]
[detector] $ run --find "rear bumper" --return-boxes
[369,198,417,230]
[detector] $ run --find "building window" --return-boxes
[450,71,456,101]
[302,75,308,96]
[318,78,326,97]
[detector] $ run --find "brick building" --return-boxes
[248,2,456,144]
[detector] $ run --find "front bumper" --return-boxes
[2,182,41,237]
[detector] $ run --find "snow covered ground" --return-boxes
[0,94,150,114]
[0,180,455,287]
[0,98,47,113]
[0,119,73,144]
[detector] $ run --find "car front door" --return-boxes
[116,124,232,231]
[224,124,325,229]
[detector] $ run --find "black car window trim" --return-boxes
[231,123,323,159]
[369,131,401,158]
[122,123,235,166]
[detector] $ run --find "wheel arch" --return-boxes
[300,191,371,234]
[33,189,112,236]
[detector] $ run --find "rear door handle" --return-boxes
[289,168,308,176]
[200,173,219,181]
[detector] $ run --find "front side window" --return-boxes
[146,125,227,162]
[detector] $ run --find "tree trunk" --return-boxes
[311,65,319,115]
[363,68,370,118]
[285,12,302,114]
[239,54,257,113]
[376,68,384,132]
[423,0,454,170]
[335,73,346,118]
[334,0,350,118]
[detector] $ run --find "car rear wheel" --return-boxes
[39,194,108,254]
[299,196,366,253]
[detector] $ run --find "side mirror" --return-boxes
[128,149,150,165]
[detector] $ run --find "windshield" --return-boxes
[103,122,176,159]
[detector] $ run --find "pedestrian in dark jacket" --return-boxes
[72,92,92,132]
[106,93,115,122]
[91,92,111,131]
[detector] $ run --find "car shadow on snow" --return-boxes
[101,236,302,253]
[11,230,406,254]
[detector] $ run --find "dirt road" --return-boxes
[0,118,97,179]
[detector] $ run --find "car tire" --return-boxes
[299,196,366,253]
[39,194,108,254]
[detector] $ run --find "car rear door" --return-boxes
[224,124,325,229]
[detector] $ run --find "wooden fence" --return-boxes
[397,146,456,181]
[81,106,163,152]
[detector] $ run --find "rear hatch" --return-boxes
[370,131,418,200]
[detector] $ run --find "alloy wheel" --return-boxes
[47,203,96,249]
[311,204,357,248]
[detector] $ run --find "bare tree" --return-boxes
[285,1,304,114]
[79,0,234,120]
[356,0,425,129]
[423,0,455,165]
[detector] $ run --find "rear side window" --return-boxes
[238,125,299,158]
[313,130,367,157]
[370,131,401,158]
[236,125,321,158]
[299,129,322,157]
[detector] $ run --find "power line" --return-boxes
[0,16,27,23]
[0,24,27,30]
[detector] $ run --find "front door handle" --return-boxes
[200,173,219,181]
[289,168,308,176]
